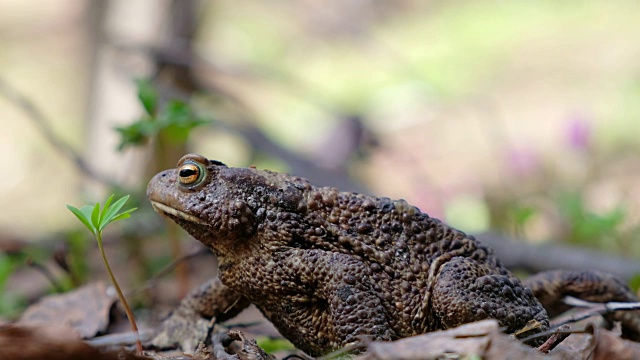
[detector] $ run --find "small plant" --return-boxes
[67,195,142,354]
[115,79,209,150]
[255,336,295,354]
[0,253,26,317]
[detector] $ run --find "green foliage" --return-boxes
[66,230,91,285]
[67,194,141,350]
[65,195,137,290]
[0,253,26,317]
[255,336,295,354]
[510,204,537,229]
[489,201,539,239]
[115,79,209,150]
[136,78,158,116]
[67,195,137,236]
[491,189,631,249]
[558,191,627,247]
[629,273,640,293]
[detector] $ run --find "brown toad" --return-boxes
[146,154,640,356]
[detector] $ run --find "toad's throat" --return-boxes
[150,201,208,225]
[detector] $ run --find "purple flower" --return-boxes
[506,146,540,178]
[565,114,592,152]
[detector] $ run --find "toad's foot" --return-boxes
[150,311,212,353]
[149,278,251,353]
[524,270,640,341]
[212,330,276,360]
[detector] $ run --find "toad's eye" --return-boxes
[178,162,205,186]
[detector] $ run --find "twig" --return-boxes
[563,296,640,312]
[522,328,590,345]
[536,324,571,353]
[475,232,640,282]
[25,258,65,293]
[524,295,640,345]
[550,296,640,329]
[127,247,210,297]
[0,77,117,186]
[86,328,155,348]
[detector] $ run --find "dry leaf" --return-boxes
[19,281,116,339]
[361,320,548,360]
[550,323,640,360]
[0,325,146,360]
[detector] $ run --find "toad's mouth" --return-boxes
[150,201,208,225]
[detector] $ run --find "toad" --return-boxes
[146,154,640,356]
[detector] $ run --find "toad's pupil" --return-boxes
[180,168,197,177]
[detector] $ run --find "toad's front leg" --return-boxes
[151,277,251,353]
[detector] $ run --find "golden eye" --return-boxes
[178,162,204,185]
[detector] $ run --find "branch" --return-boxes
[127,247,210,297]
[0,77,117,186]
[475,232,640,282]
[141,43,372,194]
[561,296,640,320]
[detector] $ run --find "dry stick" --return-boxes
[536,324,571,353]
[25,258,65,293]
[0,77,117,187]
[522,327,591,345]
[128,247,209,297]
[523,296,640,345]
[476,232,640,282]
[554,296,640,328]
[563,296,640,312]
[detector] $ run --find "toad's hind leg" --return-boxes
[524,270,640,340]
[431,257,548,340]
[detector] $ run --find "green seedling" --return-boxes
[115,79,209,151]
[67,195,142,354]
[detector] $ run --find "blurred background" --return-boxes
[2,0,640,320]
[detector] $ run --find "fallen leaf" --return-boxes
[361,320,548,360]
[361,320,640,360]
[19,281,116,338]
[0,324,146,360]
[550,323,640,360]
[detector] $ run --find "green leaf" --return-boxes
[0,254,26,317]
[512,205,536,227]
[255,336,295,354]
[67,230,90,284]
[67,205,96,235]
[100,195,128,226]
[0,253,16,289]
[137,78,158,116]
[630,274,640,293]
[157,100,209,144]
[115,119,158,151]
[110,209,136,223]
[99,195,136,232]
[91,202,101,230]
[99,194,115,228]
